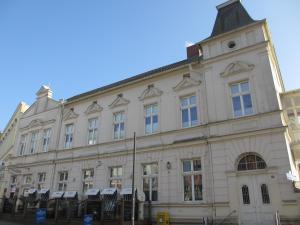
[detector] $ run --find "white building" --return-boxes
[1,0,300,224]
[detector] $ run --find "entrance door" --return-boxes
[237,174,274,225]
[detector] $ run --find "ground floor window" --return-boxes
[182,159,202,201]
[58,171,68,191]
[142,163,158,201]
[261,184,270,204]
[109,166,122,190]
[242,185,250,204]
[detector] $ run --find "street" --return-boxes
[0,221,22,225]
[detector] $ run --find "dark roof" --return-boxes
[210,0,256,37]
[67,56,201,102]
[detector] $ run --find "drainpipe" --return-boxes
[207,139,216,223]
[50,99,65,191]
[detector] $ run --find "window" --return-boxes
[19,134,27,155]
[29,132,38,154]
[113,112,125,140]
[242,185,250,204]
[64,124,74,149]
[181,95,198,128]
[182,159,202,201]
[88,118,98,145]
[237,154,266,171]
[10,176,17,192]
[261,184,270,204]
[142,163,158,201]
[109,166,122,190]
[82,169,94,193]
[37,173,46,190]
[58,171,68,191]
[145,104,158,134]
[42,129,51,152]
[24,175,32,185]
[230,81,253,117]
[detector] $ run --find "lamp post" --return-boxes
[131,132,136,225]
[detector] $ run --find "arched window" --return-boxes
[241,185,250,204]
[237,154,266,171]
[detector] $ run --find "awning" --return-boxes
[28,188,37,194]
[64,191,77,198]
[38,189,49,194]
[85,188,100,196]
[120,187,136,195]
[51,191,64,199]
[101,188,117,195]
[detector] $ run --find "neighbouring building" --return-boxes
[1,0,300,224]
[0,102,29,206]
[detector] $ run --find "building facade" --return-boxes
[0,102,29,206]
[1,1,300,224]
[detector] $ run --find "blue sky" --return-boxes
[0,0,299,130]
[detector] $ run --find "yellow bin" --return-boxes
[157,212,170,225]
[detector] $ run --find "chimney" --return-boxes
[186,44,201,59]
[36,85,53,99]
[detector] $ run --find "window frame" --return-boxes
[237,154,267,171]
[29,131,38,154]
[42,128,51,152]
[241,185,250,204]
[24,174,32,185]
[260,184,270,204]
[87,118,98,145]
[230,80,254,118]
[182,158,203,202]
[82,168,94,193]
[142,163,158,202]
[37,172,46,190]
[57,171,68,191]
[19,134,27,156]
[64,124,74,149]
[113,111,125,140]
[144,103,159,135]
[109,166,123,190]
[180,95,199,128]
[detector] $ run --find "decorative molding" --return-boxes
[220,61,255,77]
[173,74,201,92]
[63,109,79,121]
[139,85,163,101]
[20,119,56,131]
[109,94,130,108]
[85,101,103,115]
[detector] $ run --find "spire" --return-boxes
[210,0,256,37]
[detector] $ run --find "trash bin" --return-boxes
[157,212,169,225]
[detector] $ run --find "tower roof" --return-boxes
[210,0,256,37]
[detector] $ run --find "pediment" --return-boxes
[220,61,254,77]
[22,102,37,117]
[139,85,163,101]
[109,95,130,108]
[21,118,56,130]
[173,75,201,92]
[85,102,103,115]
[63,109,79,121]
